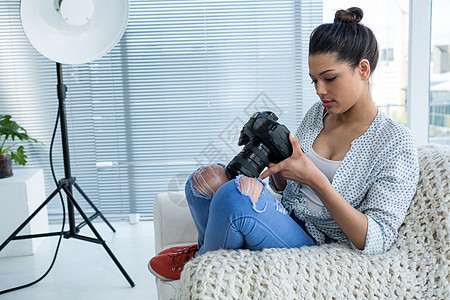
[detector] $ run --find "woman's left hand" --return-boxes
[259,133,325,186]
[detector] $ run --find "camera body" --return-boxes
[226,111,293,178]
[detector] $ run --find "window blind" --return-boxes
[0,0,322,220]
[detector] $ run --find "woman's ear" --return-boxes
[359,59,371,80]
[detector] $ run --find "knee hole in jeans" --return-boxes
[193,164,229,197]
[238,176,263,204]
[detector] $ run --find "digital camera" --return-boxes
[226,111,293,178]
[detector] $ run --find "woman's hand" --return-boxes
[259,133,325,187]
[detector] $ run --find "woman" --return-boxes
[148,7,419,281]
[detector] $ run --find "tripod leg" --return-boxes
[72,181,116,233]
[61,185,135,287]
[0,187,61,252]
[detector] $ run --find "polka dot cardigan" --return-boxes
[279,101,420,255]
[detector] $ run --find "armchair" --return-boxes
[153,145,449,299]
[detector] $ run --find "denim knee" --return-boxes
[185,163,230,205]
[210,175,268,215]
[237,176,264,204]
[185,167,211,207]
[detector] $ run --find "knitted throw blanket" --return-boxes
[176,145,449,299]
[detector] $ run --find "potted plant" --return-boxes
[0,114,40,178]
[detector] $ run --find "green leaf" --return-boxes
[0,115,30,141]
[10,145,27,166]
[0,115,41,163]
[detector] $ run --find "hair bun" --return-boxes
[334,7,363,24]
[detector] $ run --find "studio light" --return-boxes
[20,0,129,65]
[0,0,134,291]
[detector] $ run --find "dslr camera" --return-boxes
[226,111,293,178]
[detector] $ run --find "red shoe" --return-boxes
[148,245,198,281]
[157,244,198,256]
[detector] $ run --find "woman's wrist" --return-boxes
[306,169,329,192]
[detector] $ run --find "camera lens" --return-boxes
[226,140,270,178]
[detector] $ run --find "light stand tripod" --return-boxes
[0,63,135,288]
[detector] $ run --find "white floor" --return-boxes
[0,220,158,300]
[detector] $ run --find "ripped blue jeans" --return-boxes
[185,165,316,255]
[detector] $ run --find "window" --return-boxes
[430,0,450,145]
[0,0,322,220]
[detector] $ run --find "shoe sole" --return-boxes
[158,244,197,256]
[147,259,179,281]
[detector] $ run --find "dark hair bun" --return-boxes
[334,7,363,24]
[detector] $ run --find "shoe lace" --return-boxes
[169,246,198,270]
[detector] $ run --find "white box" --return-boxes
[0,168,49,257]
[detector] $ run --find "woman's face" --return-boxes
[308,53,370,115]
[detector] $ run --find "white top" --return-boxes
[299,148,342,214]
